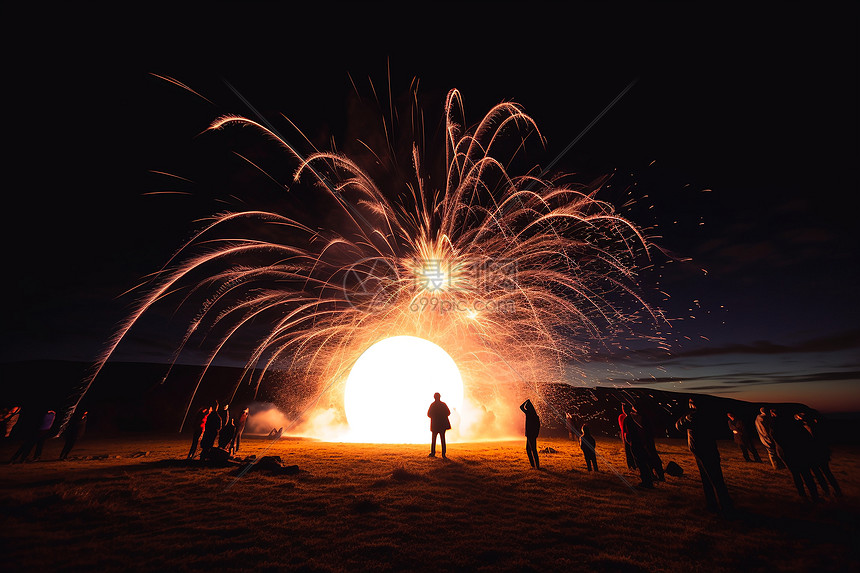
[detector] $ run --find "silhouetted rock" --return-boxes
[203,447,234,466]
[233,454,300,476]
[665,461,684,477]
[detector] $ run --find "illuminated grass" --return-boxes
[1,436,858,571]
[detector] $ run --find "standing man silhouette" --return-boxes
[624,407,654,488]
[619,403,636,470]
[233,407,250,453]
[1,405,21,438]
[676,398,733,513]
[200,401,222,461]
[520,399,541,469]
[772,409,820,502]
[727,411,761,462]
[427,393,451,459]
[59,410,87,460]
[755,407,784,469]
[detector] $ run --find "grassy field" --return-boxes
[1,434,858,572]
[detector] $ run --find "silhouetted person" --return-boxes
[580,424,598,471]
[623,408,653,488]
[10,409,56,463]
[636,405,664,481]
[200,402,222,461]
[233,407,249,453]
[797,411,841,498]
[727,412,761,462]
[565,412,576,440]
[59,410,87,460]
[427,393,451,458]
[188,407,209,459]
[219,418,236,454]
[772,409,819,502]
[675,399,733,512]
[755,407,784,469]
[619,403,636,470]
[520,399,541,469]
[2,405,21,438]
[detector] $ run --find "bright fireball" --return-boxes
[343,336,464,443]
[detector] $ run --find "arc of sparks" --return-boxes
[60,79,664,451]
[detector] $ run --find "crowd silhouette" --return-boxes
[187,402,251,461]
[418,391,845,515]
[3,406,90,462]
[583,396,845,513]
[9,409,56,463]
[2,391,847,517]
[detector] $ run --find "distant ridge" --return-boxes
[3,360,855,442]
[0,360,285,436]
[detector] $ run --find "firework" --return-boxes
[62,85,662,438]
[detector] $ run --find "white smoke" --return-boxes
[244,395,522,443]
[245,402,292,435]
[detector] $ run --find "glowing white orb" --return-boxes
[344,336,464,443]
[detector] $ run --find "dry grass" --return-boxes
[1,435,858,572]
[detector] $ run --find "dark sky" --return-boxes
[3,5,858,412]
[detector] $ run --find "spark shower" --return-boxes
[64,82,665,440]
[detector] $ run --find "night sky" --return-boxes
[4,6,858,413]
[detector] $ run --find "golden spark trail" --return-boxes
[61,85,664,437]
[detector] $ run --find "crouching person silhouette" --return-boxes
[428,393,451,459]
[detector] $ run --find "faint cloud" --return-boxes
[675,330,860,359]
[592,330,860,364]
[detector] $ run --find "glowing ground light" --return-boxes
[343,336,464,443]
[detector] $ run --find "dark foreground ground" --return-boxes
[1,435,858,572]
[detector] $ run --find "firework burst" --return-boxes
[65,84,663,437]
